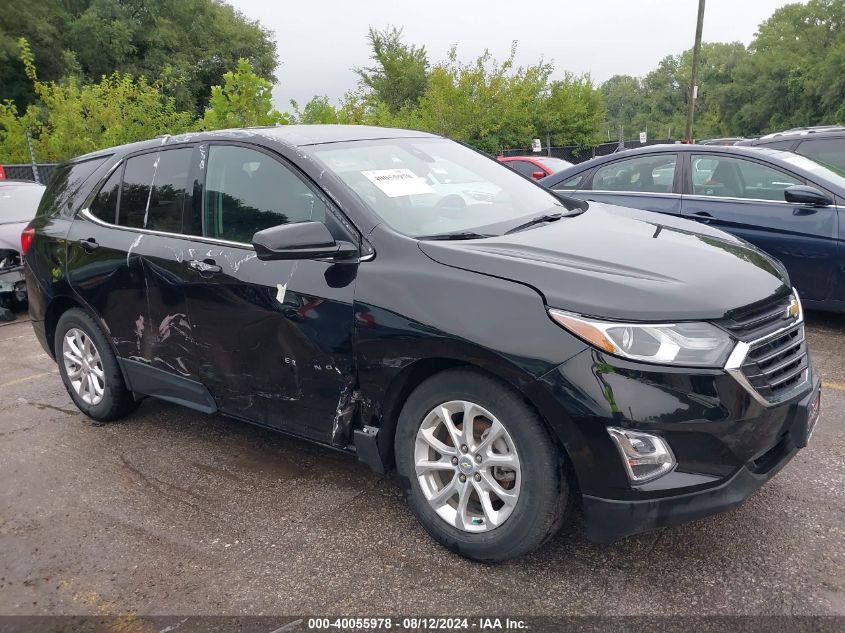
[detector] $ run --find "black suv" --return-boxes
[737,126,845,173]
[24,126,822,561]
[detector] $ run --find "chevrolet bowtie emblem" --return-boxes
[787,297,800,319]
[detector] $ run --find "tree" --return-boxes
[290,96,339,124]
[403,44,552,153]
[199,58,288,130]
[0,0,278,116]
[601,75,646,139]
[354,26,429,114]
[535,75,606,148]
[1,38,194,163]
[731,0,845,134]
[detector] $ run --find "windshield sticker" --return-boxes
[361,168,434,197]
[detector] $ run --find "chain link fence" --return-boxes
[1,163,58,185]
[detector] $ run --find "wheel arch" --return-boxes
[369,356,574,479]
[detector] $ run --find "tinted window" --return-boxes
[592,155,676,193]
[204,145,327,244]
[41,156,108,218]
[691,155,801,200]
[119,153,157,229]
[145,149,191,232]
[796,138,845,174]
[511,160,541,177]
[117,150,191,231]
[89,166,122,223]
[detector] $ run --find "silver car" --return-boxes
[0,181,45,318]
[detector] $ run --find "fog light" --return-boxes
[607,427,676,484]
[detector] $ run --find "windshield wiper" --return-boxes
[418,231,493,241]
[504,212,565,235]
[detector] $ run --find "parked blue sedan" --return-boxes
[540,145,845,313]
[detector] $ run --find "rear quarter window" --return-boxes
[39,156,110,218]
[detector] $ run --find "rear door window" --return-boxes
[592,155,677,193]
[117,149,191,231]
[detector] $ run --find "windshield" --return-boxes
[535,156,573,172]
[0,185,45,224]
[310,137,565,237]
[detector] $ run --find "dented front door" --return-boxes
[182,142,358,444]
[183,246,357,443]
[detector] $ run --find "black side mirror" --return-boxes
[252,222,358,261]
[784,185,833,207]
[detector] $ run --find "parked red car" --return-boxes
[497,155,574,180]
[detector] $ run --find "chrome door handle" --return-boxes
[78,237,99,252]
[187,259,222,274]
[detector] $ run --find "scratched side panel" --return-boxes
[183,246,358,444]
[133,234,200,379]
[65,215,149,359]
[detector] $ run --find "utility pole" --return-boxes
[685,0,706,143]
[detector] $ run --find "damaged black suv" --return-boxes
[24,126,821,561]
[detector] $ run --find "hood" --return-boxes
[418,203,790,321]
[0,222,26,253]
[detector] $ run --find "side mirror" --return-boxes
[784,185,833,207]
[252,221,358,261]
[531,170,546,180]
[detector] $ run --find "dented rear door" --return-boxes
[182,142,358,444]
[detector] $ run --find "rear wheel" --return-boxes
[55,308,136,421]
[395,369,568,561]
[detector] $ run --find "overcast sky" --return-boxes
[227,0,801,112]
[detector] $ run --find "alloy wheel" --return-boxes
[62,327,106,406]
[414,400,521,532]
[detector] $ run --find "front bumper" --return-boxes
[535,347,820,543]
[583,377,819,542]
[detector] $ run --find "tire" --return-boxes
[54,308,137,422]
[395,368,568,562]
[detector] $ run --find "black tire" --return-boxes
[395,368,568,562]
[54,308,137,422]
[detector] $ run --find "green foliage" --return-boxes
[199,58,288,130]
[354,26,429,114]
[0,0,278,116]
[317,36,606,154]
[602,0,845,139]
[290,96,339,124]
[1,38,195,162]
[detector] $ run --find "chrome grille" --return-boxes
[741,323,808,400]
[721,294,808,404]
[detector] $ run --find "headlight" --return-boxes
[548,309,733,367]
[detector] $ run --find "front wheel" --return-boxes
[395,369,568,561]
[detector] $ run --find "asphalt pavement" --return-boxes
[0,310,842,618]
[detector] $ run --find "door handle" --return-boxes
[690,211,714,223]
[78,237,99,252]
[187,259,222,274]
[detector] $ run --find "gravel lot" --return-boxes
[0,309,843,618]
